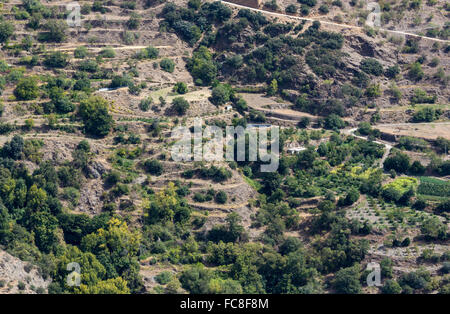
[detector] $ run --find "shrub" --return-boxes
[385,65,400,78]
[109,75,132,89]
[382,177,417,203]
[324,114,345,130]
[78,96,113,137]
[332,265,362,294]
[0,21,14,43]
[286,4,297,13]
[210,84,233,106]
[360,58,383,76]
[186,46,217,85]
[381,280,402,294]
[215,191,228,204]
[365,83,381,98]
[319,4,329,13]
[78,59,99,73]
[410,90,436,105]
[160,58,175,73]
[421,217,448,240]
[383,152,410,173]
[171,97,189,115]
[144,159,163,176]
[139,97,152,111]
[14,77,39,100]
[408,62,424,81]
[44,52,69,68]
[126,13,141,29]
[409,161,426,175]
[155,271,173,285]
[100,47,116,58]
[173,82,188,94]
[40,20,67,42]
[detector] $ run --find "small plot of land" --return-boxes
[347,196,443,233]
[240,93,318,121]
[376,122,450,141]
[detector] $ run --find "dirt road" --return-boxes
[221,1,450,43]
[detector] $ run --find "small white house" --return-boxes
[225,105,233,111]
[287,146,306,154]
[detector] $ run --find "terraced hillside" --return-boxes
[0,0,448,295]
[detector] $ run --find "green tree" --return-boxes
[143,159,163,176]
[41,19,67,42]
[360,58,383,76]
[381,279,402,294]
[74,46,88,59]
[383,152,410,173]
[160,58,175,73]
[210,84,232,106]
[29,211,58,253]
[173,82,188,94]
[43,52,69,68]
[408,62,424,81]
[267,79,278,96]
[171,97,189,115]
[421,217,448,240]
[78,96,113,137]
[332,264,362,294]
[14,77,39,100]
[215,191,228,204]
[324,114,345,130]
[0,21,14,43]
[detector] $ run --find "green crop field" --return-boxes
[418,177,450,197]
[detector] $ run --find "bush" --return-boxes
[409,161,425,175]
[2,135,24,160]
[360,58,383,76]
[318,4,329,13]
[413,107,440,122]
[14,77,39,100]
[171,97,189,115]
[383,152,410,173]
[339,188,360,206]
[421,217,448,240]
[173,82,188,94]
[43,52,69,68]
[286,4,297,13]
[381,280,402,294]
[365,83,381,98]
[74,47,88,59]
[410,89,436,105]
[215,191,228,204]
[139,97,152,111]
[78,96,113,137]
[408,62,424,81]
[110,74,132,89]
[78,59,99,73]
[40,20,67,42]
[100,47,116,58]
[155,271,173,285]
[210,84,233,106]
[324,114,345,130]
[385,65,400,78]
[160,58,175,73]
[382,177,418,203]
[126,13,141,29]
[136,46,159,60]
[144,159,163,176]
[0,21,14,43]
[332,265,362,294]
[186,46,217,85]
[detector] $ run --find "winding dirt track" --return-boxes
[220,1,450,43]
[344,128,393,168]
